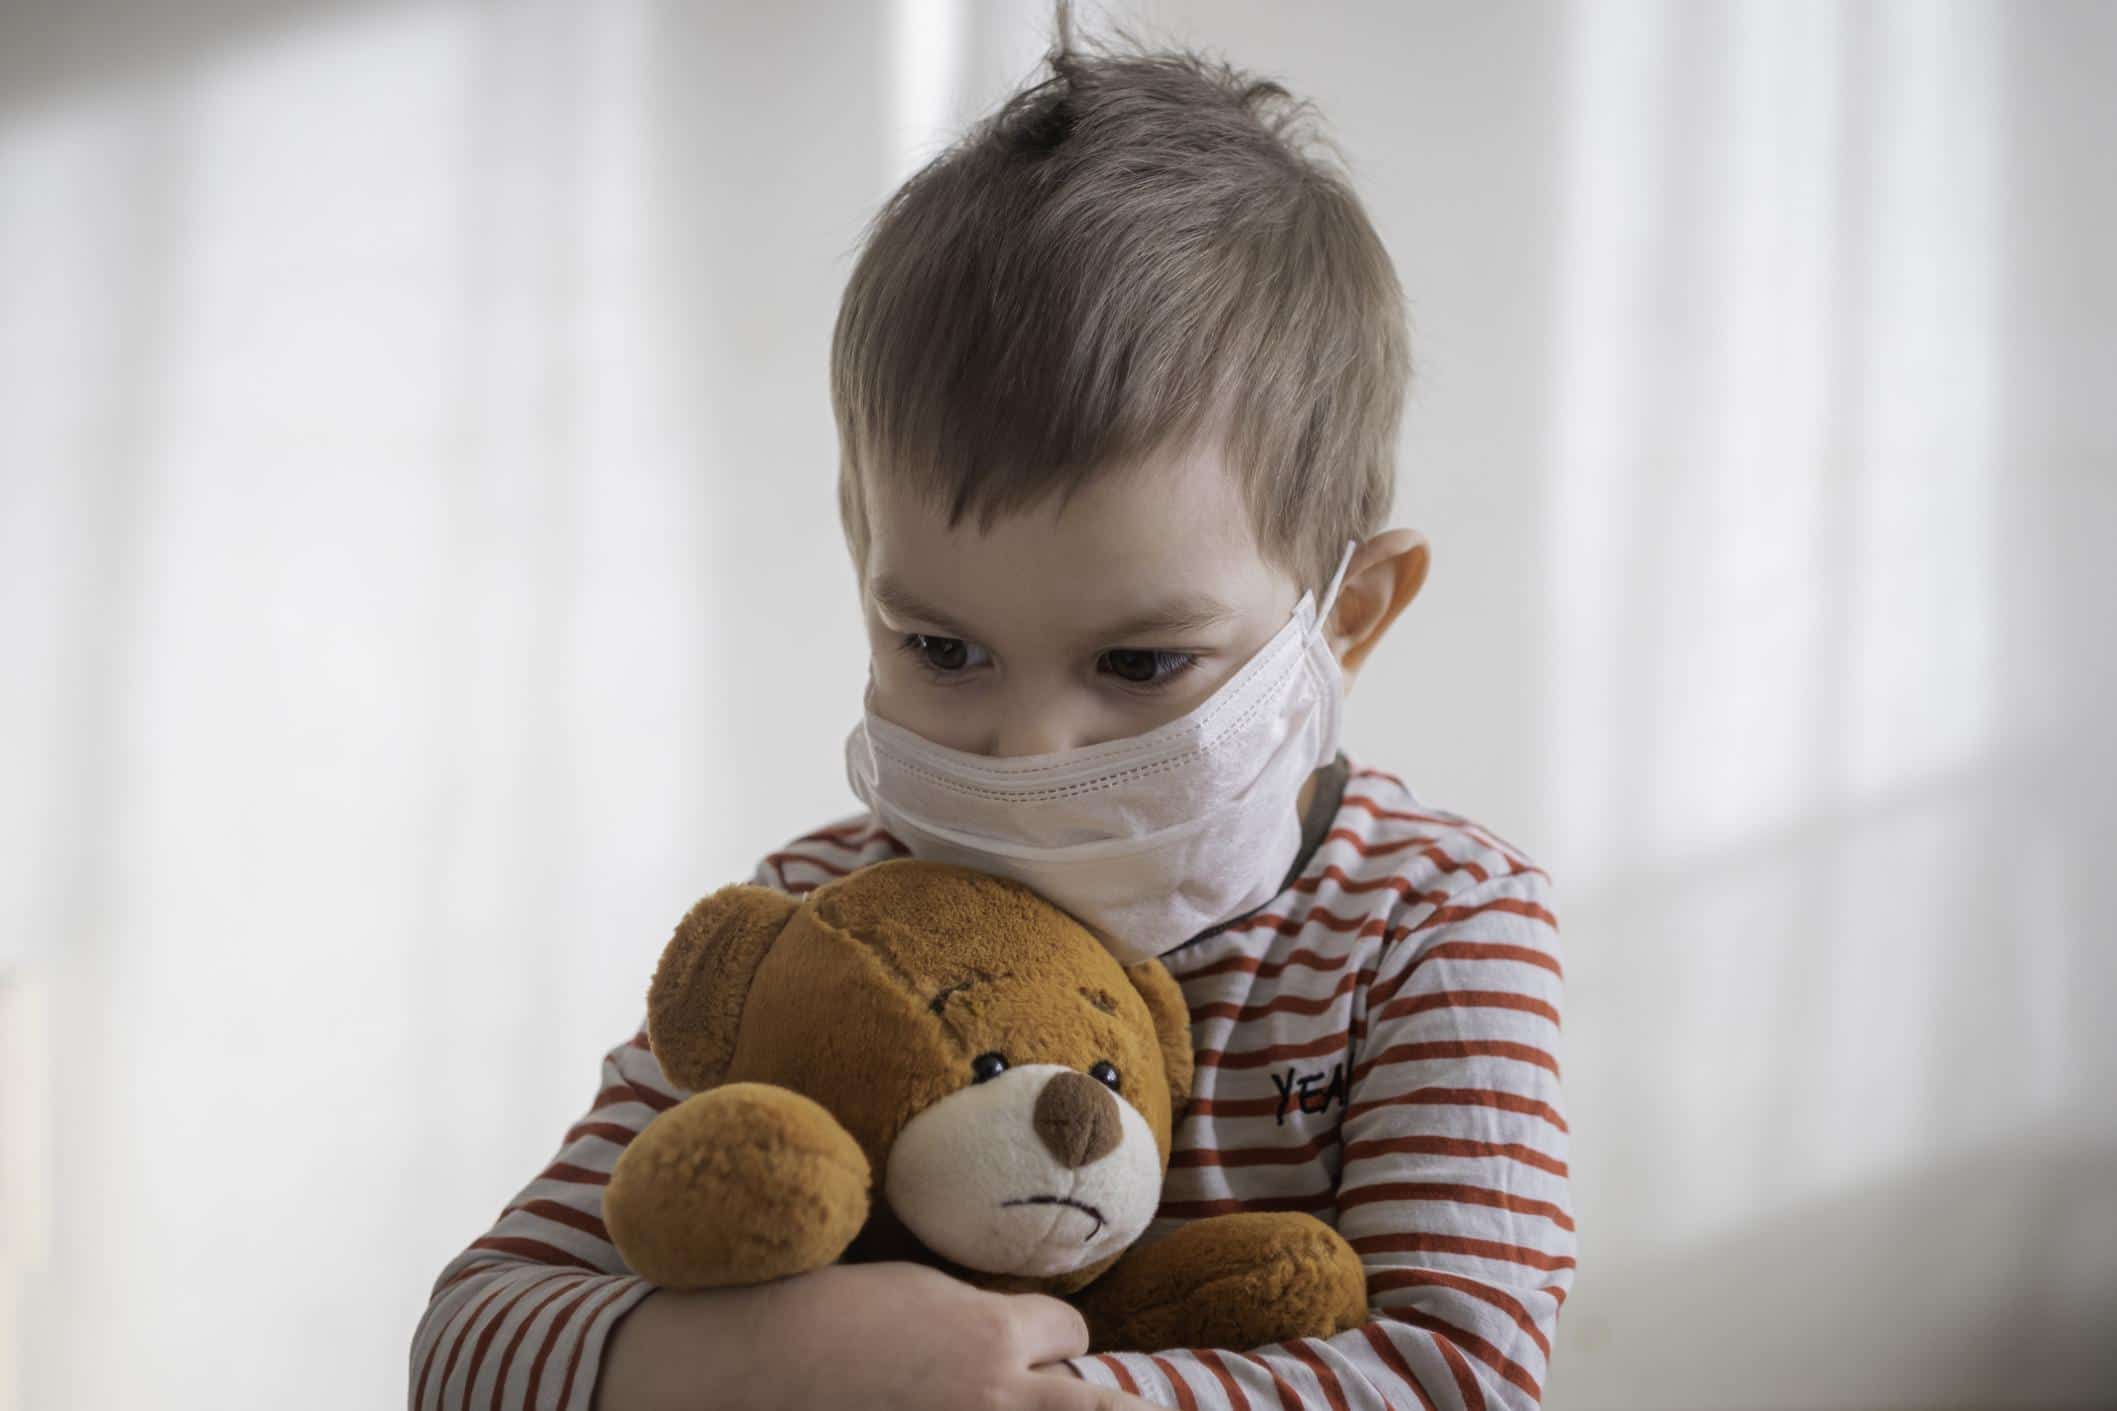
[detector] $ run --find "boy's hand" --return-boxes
[597,1260,1162,1411]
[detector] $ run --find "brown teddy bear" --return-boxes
[605,857,1368,1353]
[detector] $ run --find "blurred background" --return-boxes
[2,0,2112,1407]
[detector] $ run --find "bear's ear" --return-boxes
[1124,959,1194,1118]
[646,884,801,1092]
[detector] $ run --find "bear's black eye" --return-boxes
[971,1052,1010,1083]
[1089,1060,1121,1093]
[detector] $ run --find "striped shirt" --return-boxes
[408,754,1574,1411]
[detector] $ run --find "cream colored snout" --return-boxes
[884,1063,1162,1277]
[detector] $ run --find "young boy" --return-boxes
[411,21,1573,1411]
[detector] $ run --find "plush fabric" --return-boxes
[604,857,1370,1352]
[603,1082,870,1287]
[884,1061,1162,1278]
[1071,1210,1369,1352]
[644,884,797,1091]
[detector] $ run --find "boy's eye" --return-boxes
[903,634,988,675]
[896,636,1197,691]
[1099,649,1199,688]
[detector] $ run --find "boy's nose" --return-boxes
[991,718,1081,757]
[1033,1070,1123,1168]
[989,700,1105,757]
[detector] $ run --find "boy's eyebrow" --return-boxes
[870,575,1237,642]
[868,577,980,637]
[1092,595,1239,642]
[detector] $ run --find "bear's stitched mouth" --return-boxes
[1000,1194,1106,1242]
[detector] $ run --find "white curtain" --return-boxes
[1,3,2110,1408]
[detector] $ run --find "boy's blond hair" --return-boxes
[831,6,1410,603]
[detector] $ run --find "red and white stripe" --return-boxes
[409,755,1574,1410]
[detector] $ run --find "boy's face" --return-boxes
[858,441,1309,759]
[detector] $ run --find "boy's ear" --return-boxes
[646,884,801,1092]
[1327,529,1430,687]
[1124,959,1194,1120]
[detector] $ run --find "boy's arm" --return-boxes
[1058,867,1574,1411]
[407,1022,682,1411]
[407,854,797,1411]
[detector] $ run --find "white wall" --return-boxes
[1,2,2110,1407]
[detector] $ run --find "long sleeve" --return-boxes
[406,1025,678,1411]
[1061,865,1574,1410]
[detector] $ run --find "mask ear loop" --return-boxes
[1315,538,1359,627]
[1304,537,1359,768]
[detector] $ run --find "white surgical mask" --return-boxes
[844,540,1356,964]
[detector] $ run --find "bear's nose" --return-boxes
[1033,1070,1122,1169]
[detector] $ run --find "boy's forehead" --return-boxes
[861,444,1293,636]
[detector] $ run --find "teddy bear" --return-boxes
[604,856,1368,1353]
